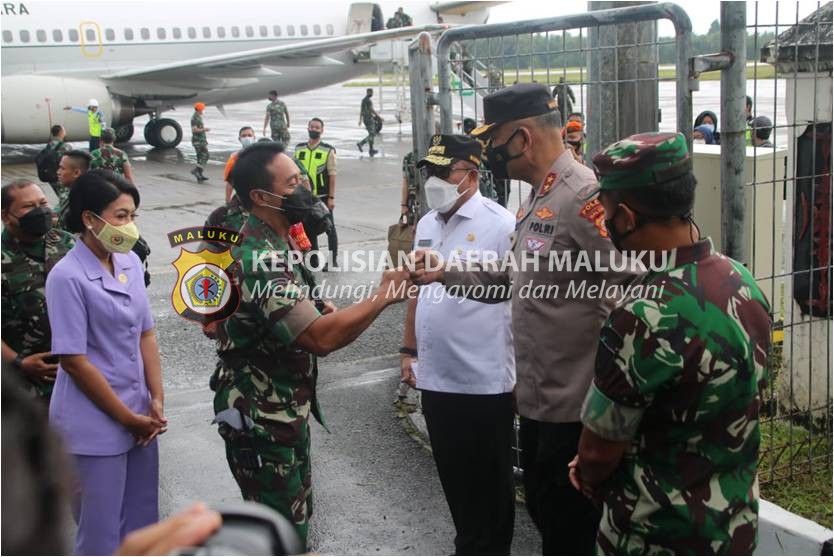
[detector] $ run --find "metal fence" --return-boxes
[723,1,833,486]
[408,2,833,492]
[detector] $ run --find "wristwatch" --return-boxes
[399,346,418,357]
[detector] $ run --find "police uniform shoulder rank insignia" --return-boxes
[579,198,609,238]
[118,273,128,284]
[535,207,556,220]
[539,173,557,195]
[466,233,476,242]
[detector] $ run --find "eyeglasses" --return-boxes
[420,165,475,181]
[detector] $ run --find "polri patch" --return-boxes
[525,236,547,252]
[579,199,609,238]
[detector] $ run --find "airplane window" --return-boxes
[202,27,211,38]
[313,24,321,35]
[3,30,12,43]
[187,27,196,39]
[36,29,47,42]
[326,24,334,35]
[157,28,166,39]
[85,29,95,42]
[287,25,295,37]
[300,25,308,36]
[141,28,150,40]
[124,28,134,40]
[105,28,115,41]
[53,29,63,42]
[245,25,254,37]
[231,26,240,38]
[173,27,181,39]
[68,29,79,42]
[259,25,268,37]
[19,30,30,43]
[217,26,226,38]
[273,25,281,37]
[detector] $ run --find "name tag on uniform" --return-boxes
[417,239,432,247]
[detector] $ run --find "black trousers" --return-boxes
[519,418,601,555]
[309,195,338,267]
[89,136,100,152]
[421,390,515,556]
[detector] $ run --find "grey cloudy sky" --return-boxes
[487,1,823,35]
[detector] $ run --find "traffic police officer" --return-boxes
[410,83,639,555]
[63,98,106,151]
[1,179,74,401]
[211,142,411,547]
[191,102,210,182]
[573,132,772,554]
[293,117,338,267]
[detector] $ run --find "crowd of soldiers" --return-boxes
[2,82,774,556]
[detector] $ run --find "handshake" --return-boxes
[376,250,446,303]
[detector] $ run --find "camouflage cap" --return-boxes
[591,132,691,194]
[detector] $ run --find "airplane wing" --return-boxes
[103,24,448,82]
[431,2,505,16]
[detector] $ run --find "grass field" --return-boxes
[759,418,833,528]
[344,63,777,87]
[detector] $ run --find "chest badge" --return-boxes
[525,237,546,252]
[539,172,557,196]
[118,273,128,284]
[465,233,476,242]
[535,207,556,220]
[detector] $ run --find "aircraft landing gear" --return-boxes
[144,118,183,148]
[114,122,134,144]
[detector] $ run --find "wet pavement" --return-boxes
[1,81,540,554]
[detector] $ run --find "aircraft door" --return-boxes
[347,3,383,35]
[78,21,104,58]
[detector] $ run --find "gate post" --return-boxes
[719,2,748,263]
[409,32,436,219]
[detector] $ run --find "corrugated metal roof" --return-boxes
[760,2,832,73]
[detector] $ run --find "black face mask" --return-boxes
[605,205,695,251]
[485,128,525,181]
[308,130,321,140]
[13,206,53,237]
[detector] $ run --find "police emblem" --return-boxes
[172,248,240,329]
[579,199,609,238]
[432,134,442,146]
[168,226,242,330]
[535,207,556,220]
[525,236,546,252]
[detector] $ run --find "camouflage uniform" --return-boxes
[402,151,419,223]
[581,132,773,555]
[211,213,323,547]
[266,99,291,145]
[90,144,129,176]
[45,138,72,204]
[191,111,209,168]
[358,95,377,151]
[1,228,75,400]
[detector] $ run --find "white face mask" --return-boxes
[240,136,256,147]
[424,172,470,213]
[693,138,706,145]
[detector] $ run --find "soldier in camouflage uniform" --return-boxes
[56,149,91,231]
[191,102,210,182]
[399,150,420,223]
[90,128,135,183]
[357,88,380,157]
[572,132,773,555]
[211,143,411,547]
[263,90,291,146]
[44,124,73,201]
[1,179,74,401]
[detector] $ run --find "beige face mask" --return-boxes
[92,213,140,254]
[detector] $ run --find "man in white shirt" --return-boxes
[400,134,516,555]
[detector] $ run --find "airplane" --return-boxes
[0,1,497,148]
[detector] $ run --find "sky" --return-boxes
[487,1,825,36]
